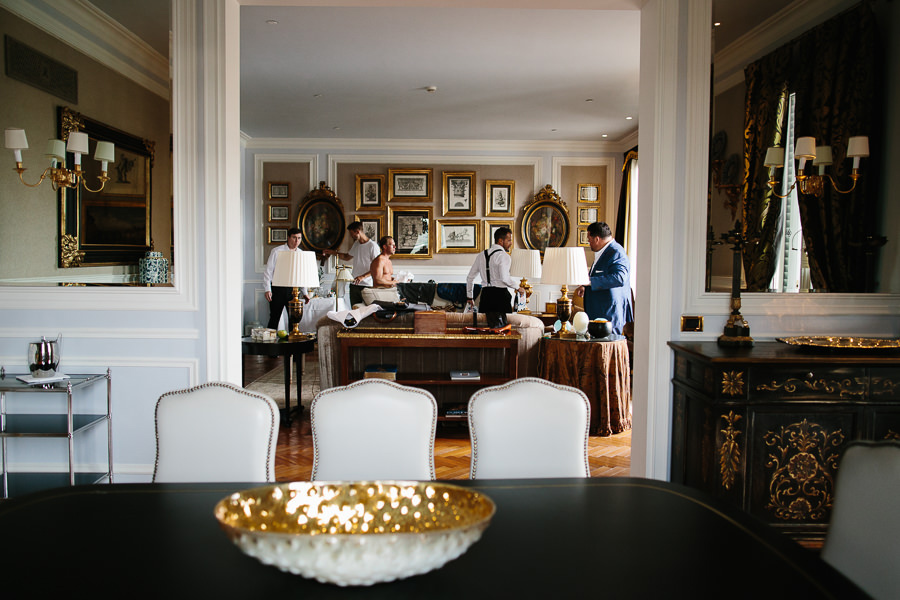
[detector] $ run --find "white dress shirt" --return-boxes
[466,244,518,298]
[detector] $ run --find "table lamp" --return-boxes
[272,250,319,339]
[334,263,354,311]
[509,249,542,313]
[540,247,590,324]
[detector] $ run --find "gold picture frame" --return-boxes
[354,213,384,243]
[388,168,433,202]
[355,174,385,210]
[578,206,599,225]
[485,180,515,217]
[268,182,290,199]
[484,220,514,251]
[388,206,433,259]
[267,227,288,244]
[578,227,590,247]
[436,219,481,253]
[441,171,475,216]
[577,183,601,204]
[268,204,290,222]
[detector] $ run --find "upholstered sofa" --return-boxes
[315,311,545,390]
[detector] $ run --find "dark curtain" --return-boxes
[741,1,880,292]
[615,146,638,249]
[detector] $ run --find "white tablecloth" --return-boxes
[279,296,346,332]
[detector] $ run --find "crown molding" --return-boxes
[245,136,620,155]
[1,0,169,99]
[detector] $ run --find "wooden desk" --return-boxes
[539,336,631,436]
[241,336,315,424]
[338,329,519,420]
[0,479,866,597]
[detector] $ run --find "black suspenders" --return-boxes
[484,248,502,286]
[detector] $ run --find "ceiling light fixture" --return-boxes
[625,116,633,120]
[266,19,278,25]
[586,99,594,103]
[425,86,438,93]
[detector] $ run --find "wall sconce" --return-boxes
[764,136,868,198]
[4,127,115,192]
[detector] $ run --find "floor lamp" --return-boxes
[540,247,590,325]
[272,250,320,340]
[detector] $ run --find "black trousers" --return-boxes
[267,286,292,329]
[479,286,513,314]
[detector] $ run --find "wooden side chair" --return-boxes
[468,377,590,479]
[153,382,280,483]
[311,379,437,481]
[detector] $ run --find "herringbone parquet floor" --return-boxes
[244,351,631,481]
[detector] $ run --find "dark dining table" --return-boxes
[0,478,865,598]
[241,335,315,424]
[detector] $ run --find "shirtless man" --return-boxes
[362,236,401,304]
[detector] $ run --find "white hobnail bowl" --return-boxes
[214,481,495,586]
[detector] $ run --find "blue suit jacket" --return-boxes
[582,240,633,335]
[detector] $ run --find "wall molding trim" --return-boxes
[248,137,623,154]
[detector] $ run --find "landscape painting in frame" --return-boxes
[437,220,480,253]
[388,169,432,202]
[388,207,433,259]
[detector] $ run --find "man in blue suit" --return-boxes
[575,222,633,335]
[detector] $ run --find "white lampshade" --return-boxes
[94,141,115,163]
[4,128,28,150]
[45,139,66,160]
[794,137,817,160]
[812,146,833,166]
[272,250,319,288]
[66,132,89,155]
[540,247,590,286]
[847,136,869,158]
[509,249,542,279]
[763,146,784,168]
[335,265,354,282]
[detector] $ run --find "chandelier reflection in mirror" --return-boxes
[4,127,115,193]
[764,135,868,198]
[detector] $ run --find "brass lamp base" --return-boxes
[287,288,305,340]
[555,285,573,323]
[518,277,533,313]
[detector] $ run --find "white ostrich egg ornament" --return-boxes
[573,311,590,335]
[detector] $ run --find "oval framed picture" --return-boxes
[521,200,570,255]
[298,196,345,252]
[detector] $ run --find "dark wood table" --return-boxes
[0,478,864,597]
[241,335,315,424]
[539,336,632,436]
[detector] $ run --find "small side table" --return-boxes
[539,336,632,436]
[241,336,315,424]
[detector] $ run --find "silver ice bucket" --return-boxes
[28,335,60,378]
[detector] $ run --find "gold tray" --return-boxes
[777,336,900,350]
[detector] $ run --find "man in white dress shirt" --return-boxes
[263,228,310,330]
[465,227,524,315]
[323,221,381,306]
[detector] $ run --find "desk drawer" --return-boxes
[750,367,866,401]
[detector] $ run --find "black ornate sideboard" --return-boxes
[668,341,900,545]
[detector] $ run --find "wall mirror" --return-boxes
[706,0,898,294]
[0,2,172,287]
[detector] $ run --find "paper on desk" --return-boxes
[16,373,70,385]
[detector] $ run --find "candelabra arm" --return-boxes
[14,165,52,188]
[80,172,110,194]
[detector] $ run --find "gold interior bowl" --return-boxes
[214,481,496,586]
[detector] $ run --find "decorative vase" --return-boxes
[139,251,169,284]
[588,319,613,339]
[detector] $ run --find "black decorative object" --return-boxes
[718,223,754,347]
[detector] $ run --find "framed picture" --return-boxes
[441,171,475,216]
[388,206,433,259]
[355,174,384,210]
[577,183,601,203]
[58,106,152,267]
[521,187,570,255]
[578,206,599,225]
[484,220,514,250]
[297,184,346,253]
[388,168,433,202]
[268,204,290,222]
[354,213,384,243]
[578,227,590,247]
[268,182,290,199]
[436,219,481,254]
[485,180,515,217]
[268,227,288,244]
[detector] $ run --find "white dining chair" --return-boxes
[311,379,437,480]
[153,382,280,483]
[820,440,900,600]
[468,377,590,479]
